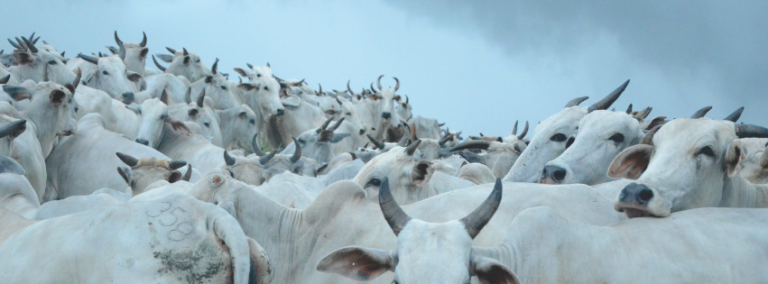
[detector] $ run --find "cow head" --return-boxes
[737,138,768,183]
[318,178,517,284]
[112,31,149,76]
[294,117,351,164]
[115,152,190,196]
[170,88,222,145]
[371,75,401,133]
[216,104,259,153]
[451,140,526,179]
[78,54,141,98]
[193,58,238,110]
[9,36,76,86]
[608,118,768,218]
[354,141,439,204]
[235,64,284,118]
[134,98,170,148]
[541,110,644,185]
[154,47,209,82]
[505,80,629,182]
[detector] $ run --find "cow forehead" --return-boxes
[654,119,735,149]
[531,106,585,137]
[396,220,473,277]
[580,110,638,132]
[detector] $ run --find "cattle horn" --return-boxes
[196,89,206,108]
[168,160,187,170]
[290,137,302,163]
[41,62,48,82]
[367,134,386,150]
[393,77,400,92]
[246,63,254,69]
[211,58,219,74]
[640,125,661,145]
[114,31,126,60]
[405,139,421,156]
[166,47,177,54]
[376,75,384,91]
[370,83,376,93]
[565,96,589,108]
[0,119,26,139]
[379,177,411,236]
[460,178,502,239]
[626,104,633,114]
[519,121,529,139]
[224,151,236,166]
[152,55,166,71]
[438,131,452,147]
[139,32,147,47]
[21,37,37,53]
[266,62,270,68]
[587,79,629,113]
[259,150,277,165]
[251,134,266,156]
[78,53,99,65]
[7,38,20,49]
[317,116,334,133]
[689,106,712,119]
[0,75,10,85]
[347,80,354,95]
[15,37,26,50]
[735,124,768,138]
[405,95,409,104]
[330,117,345,132]
[335,96,343,106]
[72,67,82,90]
[512,121,519,136]
[182,48,188,56]
[316,83,322,95]
[184,88,192,104]
[182,164,192,181]
[449,140,491,152]
[116,152,139,167]
[724,107,744,123]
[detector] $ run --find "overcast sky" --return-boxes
[2,0,766,135]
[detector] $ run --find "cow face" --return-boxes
[217,105,259,152]
[112,32,148,75]
[395,95,412,122]
[116,154,189,196]
[235,65,283,118]
[81,56,141,98]
[222,153,268,186]
[168,100,221,146]
[11,49,76,86]
[608,118,752,218]
[737,138,768,183]
[134,98,169,148]
[318,179,517,284]
[541,110,643,185]
[164,49,209,82]
[354,144,436,204]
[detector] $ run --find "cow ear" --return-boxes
[167,171,182,183]
[183,56,190,65]
[117,166,133,185]
[411,160,435,187]
[725,140,747,177]
[239,111,247,118]
[644,116,666,131]
[49,89,66,105]
[139,48,149,59]
[247,238,274,284]
[188,108,199,117]
[205,76,213,83]
[316,246,395,281]
[127,72,142,83]
[234,68,249,77]
[2,86,30,101]
[238,83,257,92]
[608,144,654,180]
[471,256,520,284]
[330,133,351,143]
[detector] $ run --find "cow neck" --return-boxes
[18,102,55,156]
[0,206,36,243]
[155,122,198,154]
[216,109,238,150]
[721,174,768,208]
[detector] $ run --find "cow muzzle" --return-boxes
[276,108,285,116]
[382,112,391,119]
[615,183,654,218]
[539,165,566,184]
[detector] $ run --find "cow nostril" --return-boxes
[639,189,653,202]
[553,169,566,181]
[382,112,391,119]
[276,109,285,116]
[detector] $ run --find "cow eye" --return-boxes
[609,133,625,143]
[196,59,200,63]
[102,70,109,75]
[159,114,167,120]
[221,86,227,90]
[256,74,261,78]
[203,122,210,127]
[48,60,56,65]
[697,146,716,158]
[550,133,567,142]
[367,178,382,187]
[263,86,269,91]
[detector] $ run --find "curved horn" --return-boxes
[330,117,345,132]
[41,62,48,82]
[405,139,422,156]
[587,79,629,113]
[290,137,302,163]
[0,74,10,85]
[735,124,768,138]
[0,119,26,139]
[182,48,188,56]
[689,106,712,119]
[116,152,139,167]
[72,68,82,90]
[512,121,518,136]
[184,88,192,104]
[449,140,491,152]
[626,104,633,114]
[460,178,502,239]
[21,37,37,53]
[316,83,322,95]
[519,121,529,139]
[196,89,206,108]
[78,53,99,65]
[640,125,661,145]
[166,47,177,54]
[250,134,266,156]
[347,80,354,94]
[405,95,409,104]
[139,32,147,47]
[393,77,400,92]
[370,82,376,93]
[246,63,254,69]
[182,164,192,181]
[367,134,386,150]
[565,96,589,108]
[224,151,236,166]
[168,160,187,170]
[317,116,333,133]
[379,177,411,236]
[259,151,277,165]
[152,55,166,72]
[724,107,744,123]
[438,133,452,147]
[15,37,26,50]
[335,96,343,106]
[114,31,126,60]
[7,38,20,49]
[376,75,384,91]
[211,58,219,74]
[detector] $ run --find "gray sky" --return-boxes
[2,0,766,135]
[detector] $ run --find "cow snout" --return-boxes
[619,183,654,206]
[121,92,135,104]
[382,112,391,119]
[135,138,149,146]
[540,165,566,184]
[276,109,285,116]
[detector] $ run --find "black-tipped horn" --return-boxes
[347,80,354,95]
[246,63,254,69]
[166,47,177,54]
[564,96,589,108]
[735,124,768,138]
[330,117,345,132]
[7,38,20,49]
[290,137,302,163]
[640,125,661,145]
[259,150,277,165]
[21,37,37,53]
[724,107,744,123]
[0,119,26,139]
[626,104,633,114]
[196,89,206,108]
[449,140,491,152]
[460,178,502,239]
[393,77,400,92]
[512,121,518,136]
[224,151,236,166]
[114,31,126,60]
[405,95,409,104]
[139,32,147,47]
[379,177,411,236]
[251,133,265,156]
[182,164,192,181]
[519,121,529,139]
[184,88,192,104]
[116,152,139,167]
[182,48,188,56]
[587,79,629,113]
[405,139,421,156]
[78,53,99,65]
[689,106,712,119]
[152,55,166,71]
[317,116,334,133]
[211,58,219,74]
[168,160,187,170]
[367,134,386,150]
[316,83,322,95]
[376,75,384,91]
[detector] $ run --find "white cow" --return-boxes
[7,37,77,86]
[0,115,46,198]
[188,58,239,110]
[504,80,629,182]
[739,138,768,184]
[608,118,768,218]
[75,54,141,99]
[112,31,149,76]
[152,47,210,82]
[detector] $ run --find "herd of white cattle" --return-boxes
[0,31,767,283]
